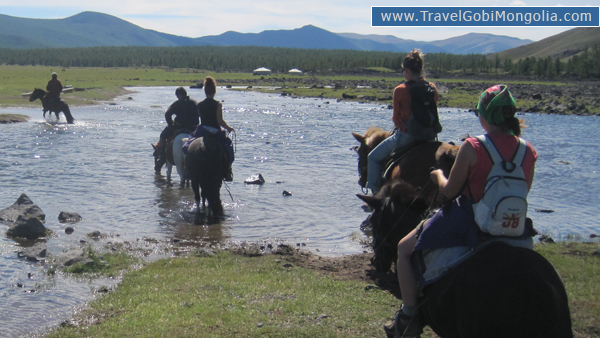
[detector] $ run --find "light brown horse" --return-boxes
[352,127,459,206]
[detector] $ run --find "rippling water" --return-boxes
[1,86,599,336]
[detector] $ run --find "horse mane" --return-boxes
[377,179,425,206]
[364,127,389,148]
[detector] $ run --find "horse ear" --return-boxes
[151,143,157,149]
[352,132,365,144]
[356,194,382,210]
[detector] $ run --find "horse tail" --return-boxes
[185,136,225,215]
[60,100,75,124]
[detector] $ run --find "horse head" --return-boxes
[357,179,430,272]
[151,141,165,174]
[352,127,389,188]
[29,88,46,102]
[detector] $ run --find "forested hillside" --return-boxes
[1,44,599,78]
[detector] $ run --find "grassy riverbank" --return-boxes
[2,65,599,115]
[41,241,600,338]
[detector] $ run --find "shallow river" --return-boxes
[1,86,599,337]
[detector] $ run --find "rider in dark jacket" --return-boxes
[157,87,199,164]
[43,72,63,111]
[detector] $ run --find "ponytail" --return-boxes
[499,105,525,136]
[402,49,424,75]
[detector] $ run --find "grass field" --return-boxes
[2,65,597,115]
[42,242,600,338]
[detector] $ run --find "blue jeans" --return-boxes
[366,131,415,192]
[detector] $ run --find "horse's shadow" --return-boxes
[366,268,402,299]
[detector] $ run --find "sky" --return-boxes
[0,0,598,42]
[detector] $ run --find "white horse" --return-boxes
[152,132,191,188]
[168,132,191,188]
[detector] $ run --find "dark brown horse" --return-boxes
[185,135,227,216]
[352,127,459,207]
[358,182,572,338]
[358,180,431,273]
[29,88,75,124]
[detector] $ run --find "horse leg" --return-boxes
[173,134,190,189]
[166,162,173,184]
[191,177,201,210]
[203,179,223,216]
[201,189,207,209]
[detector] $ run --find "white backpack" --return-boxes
[472,135,529,237]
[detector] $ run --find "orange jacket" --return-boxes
[392,80,439,133]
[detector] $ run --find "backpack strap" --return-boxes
[475,135,527,173]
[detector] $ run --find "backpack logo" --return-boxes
[406,81,442,141]
[502,212,521,228]
[472,135,529,237]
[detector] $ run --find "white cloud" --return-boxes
[510,0,528,6]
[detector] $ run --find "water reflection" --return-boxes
[153,175,229,242]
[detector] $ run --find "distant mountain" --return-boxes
[337,33,447,53]
[0,11,540,55]
[0,11,193,48]
[493,27,600,61]
[428,33,533,55]
[192,25,359,50]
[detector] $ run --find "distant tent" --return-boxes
[253,67,272,75]
[288,68,302,75]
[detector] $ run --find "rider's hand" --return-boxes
[430,169,444,186]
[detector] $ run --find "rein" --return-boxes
[223,181,235,202]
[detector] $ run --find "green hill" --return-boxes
[0,11,189,48]
[493,27,600,61]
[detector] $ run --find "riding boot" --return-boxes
[383,308,423,338]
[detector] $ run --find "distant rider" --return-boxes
[157,87,199,165]
[43,72,63,111]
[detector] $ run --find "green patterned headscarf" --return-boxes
[476,84,516,125]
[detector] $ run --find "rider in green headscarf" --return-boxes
[476,84,516,125]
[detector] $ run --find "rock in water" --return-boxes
[244,173,266,185]
[0,193,45,223]
[6,215,47,240]
[58,211,82,223]
[17,242,48,262]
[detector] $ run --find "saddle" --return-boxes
[42,96,60,112]
[381,140,429,180]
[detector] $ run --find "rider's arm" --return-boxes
[430,141,477,199]
[164,103,176,126]
[216,102,234,132]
